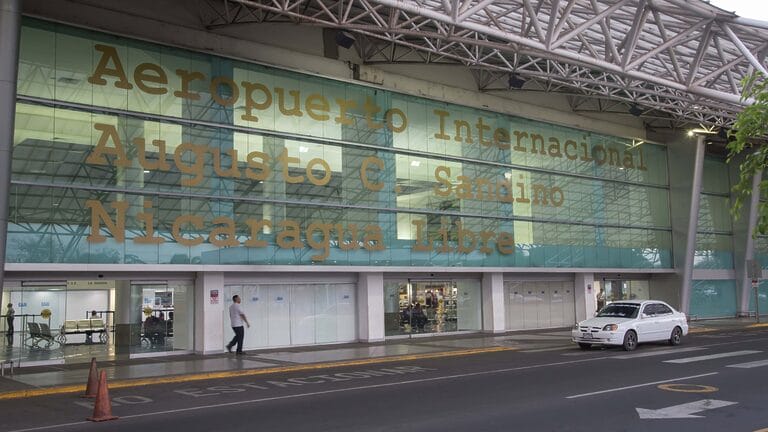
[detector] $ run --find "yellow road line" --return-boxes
[747,323,768,328]
[0,346,513,400]
[688,327,714,333]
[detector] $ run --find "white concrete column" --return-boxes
[0,0,21,301]
[739,171,763,313]
[680,135,706,315]
[574,273,596,322]
[481,272,505,333]
[114,280,141,356]
[194,272,224,355]
[357,272,384,342]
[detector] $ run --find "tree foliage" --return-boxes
[726,74,768,235]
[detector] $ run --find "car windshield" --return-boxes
[596,303,640,319]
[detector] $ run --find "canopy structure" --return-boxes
[201,0,768,129]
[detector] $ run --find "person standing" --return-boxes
[226,295,250,355]
[5,303,14,346]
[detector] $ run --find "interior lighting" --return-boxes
[410,160,421,167]
[299,146,309,153]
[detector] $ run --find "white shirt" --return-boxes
[229,302,245,327]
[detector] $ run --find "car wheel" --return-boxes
[578,343,592,350]
[622,330,637,351]
[669,326,682,346]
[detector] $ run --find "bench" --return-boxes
[25,322,58,350]
[56,319,108,344]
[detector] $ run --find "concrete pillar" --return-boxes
[0,0,21,301]
[680,135,706,315]
[357,272,384,342]
[739,172,763,313]
[574,273,596,322]
[114,280,141,356]
[481,272,505,333]
[194,272,224,355]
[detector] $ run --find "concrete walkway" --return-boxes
[0,317,762,399]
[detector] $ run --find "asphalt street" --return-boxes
[3,329,768,432]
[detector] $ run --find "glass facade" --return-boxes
[11,19,672,268]
[689,280,737,319]
[694,158,734,269]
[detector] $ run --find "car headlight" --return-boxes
[602,324,618,331]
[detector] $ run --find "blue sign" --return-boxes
[18,302,27,307]
[252,297,259,302]
[41,301,50,307]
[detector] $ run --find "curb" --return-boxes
[0,346,513,401]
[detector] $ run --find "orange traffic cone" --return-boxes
[81,357,98,398]
[86,370,118,422]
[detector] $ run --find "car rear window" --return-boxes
[596,303,640,318]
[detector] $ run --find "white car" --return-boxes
[572,300,688,351]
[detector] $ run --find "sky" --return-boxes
[708,0,768,21]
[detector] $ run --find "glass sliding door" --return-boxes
[384,279,482,336]
[131,280,194,355]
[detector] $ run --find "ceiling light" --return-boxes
[410,160,421,167]
[299,146,308,153]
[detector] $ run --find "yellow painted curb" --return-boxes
[0,346,513,400]
[747,323,768,328]
[688,327,714,333]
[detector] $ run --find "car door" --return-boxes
[635,303,657,341]
[653,303,676,340]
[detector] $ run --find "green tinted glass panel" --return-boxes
[690,280,737,318]
[694,233,733,269]
[701,157,730,194]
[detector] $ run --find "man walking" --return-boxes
[5,303,14,346]
[226,295,250,355]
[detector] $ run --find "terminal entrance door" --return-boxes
[384,279,482,337]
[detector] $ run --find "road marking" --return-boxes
[726,359,768,369]
[7,356,617,432]
[613,347,706,359]
[664,350,762,364]
[657,383,718,393]
[0,346,513,401]
[636,399,736,419]
[565,372,718,399]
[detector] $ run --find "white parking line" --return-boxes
[565,373,719,399]
[663,350,762,364]
[726,359,768,369]
[612,347,706,359]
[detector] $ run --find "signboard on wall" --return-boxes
[210,289,219,305]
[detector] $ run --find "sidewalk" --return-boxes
[0,317,762,399]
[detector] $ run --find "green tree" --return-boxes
[727,74,768,234]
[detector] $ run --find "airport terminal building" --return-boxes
[0,0,766,364]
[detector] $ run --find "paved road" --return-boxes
[4,329,768,432]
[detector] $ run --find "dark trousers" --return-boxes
[6,318,12,344]
[228,326,244,353]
